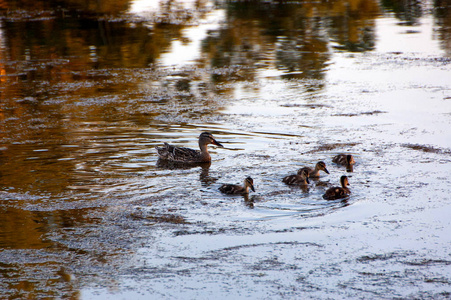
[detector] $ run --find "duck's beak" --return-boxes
[324,168,330,174]
[212,139,224,148]
[306,177,310,184]
[250,184,255,192]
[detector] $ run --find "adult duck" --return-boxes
[155,132,223,163]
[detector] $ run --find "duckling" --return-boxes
[155,132,223,163]
[322,175,350,200]
[219,176,255,195]
[332,154,355,166]
[282,168,310,185]
[299,161,330,178]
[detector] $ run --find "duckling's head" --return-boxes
[340,175,349,187]
[245,176,255,192]
[317,161,330,174]
[300,168,310,184]
[199,132,224,148]
[346,155,355,165]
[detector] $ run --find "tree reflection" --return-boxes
[433,0,451,55]
[203,0,379,84]
[381,0,451,54]
[1,0,130,16]
[381,0,423,25]
[323,0,379,52]
[0,0,383,105]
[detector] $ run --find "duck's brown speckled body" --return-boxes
[323,175,350,200]
[333,154,355,166]
[282,168,310,185]
[219,177,255,195]
[156,132,223,163]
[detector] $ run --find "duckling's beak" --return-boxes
[306,177,310,184]
[324,168,330,174]
[212,139,224,148]
[250,184,255,192]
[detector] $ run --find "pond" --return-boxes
[0,0,450,299]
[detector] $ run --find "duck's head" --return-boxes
[300,168,310,184]
[347,155,355,165]
[245,176,255,192]
[317,161,330,174]
[340,175,349,187]
[199,132,224,148]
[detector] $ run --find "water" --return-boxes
[1,0,451,299]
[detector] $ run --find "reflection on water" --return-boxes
[0,0,451,298]
[156,159,217,186]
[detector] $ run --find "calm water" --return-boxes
[1,0,451,299]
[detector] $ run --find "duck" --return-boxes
[332,154,355,166]
[155,132,223,163]
[322,175,350,200]
[282,168,310,185]
[219,177,255,195]
[299,161,330,178]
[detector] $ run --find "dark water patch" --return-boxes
[129,265,192,278]
[231,153,272,160]
[357,251,414,263]
[173,229,222,237]
[172,256,218,264]
[130,210,188,225]
[251,257,297,271]
[280,103,332,109]
[402,143,451,155]
[333,110,387,117]
[250,130,305,139]
[357,270,394,277]
[303,143,360,154]
[403,30,421,34]
[218,241,323,253]
[169,219,260,237]
[412,292,451,300]
[423,277,451,284]
[399,56,451,65]
[372,53,451,68]
[337,277,402,299]
[271,226,322,233]
[402,259,451,266]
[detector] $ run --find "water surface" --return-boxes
[0,0,451,299]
